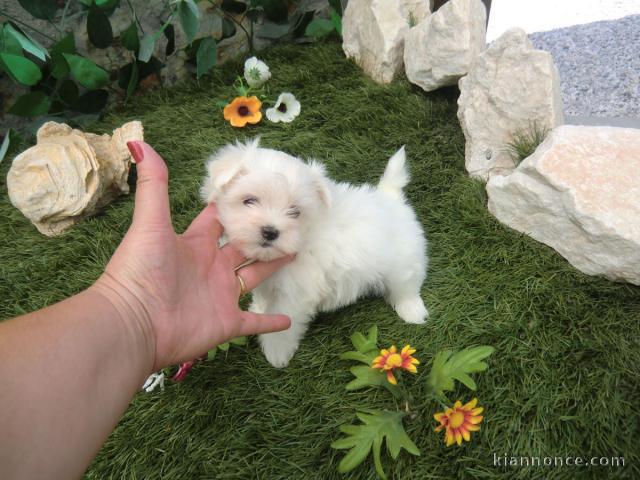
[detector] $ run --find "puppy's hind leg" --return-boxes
[385,268,428,324]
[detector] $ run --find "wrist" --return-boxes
[88,274,156,376]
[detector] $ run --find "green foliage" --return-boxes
[0,129,10,164]
[0,53,41,85]
[17,0,58,20]
[207,336,247,360]
[87,6,114,48]
[178,0,200,45]
[331,410,419,480]
[3,23,47,61]
[1,0,337,125]
[506,122,550,164]
[63,53,109,89]
[196,37,217,79]
[9,91,51,117]
[427,346,495,402]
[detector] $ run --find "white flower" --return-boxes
[142,372,165,392]
[244,56,271,88]
[266,93,301,123]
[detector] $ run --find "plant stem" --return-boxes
[125,0,145,34]
[59,0,72,33]
[0,10,57,42]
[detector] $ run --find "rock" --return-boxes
[487,125,640,285]
[405,0,486,92]
[457,28,564,180]
[7,121,143,236]
[400,0,432,25]
[342,0,410,83]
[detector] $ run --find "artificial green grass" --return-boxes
[1,40,639,479]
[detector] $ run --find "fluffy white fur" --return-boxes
[201,139,428,367]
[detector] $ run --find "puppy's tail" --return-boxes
[377,146,409,200]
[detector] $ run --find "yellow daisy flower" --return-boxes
[371,344,419,385]
[434,398,484,446]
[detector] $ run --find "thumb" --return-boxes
[127,141,171,228]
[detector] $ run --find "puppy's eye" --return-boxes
[243,196,258,206]
[287,206,301,218]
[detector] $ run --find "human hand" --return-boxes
[92,141,291,371]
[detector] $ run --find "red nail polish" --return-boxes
[127,141,144,163]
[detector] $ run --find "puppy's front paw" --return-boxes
[260,334,299,368]
[395,297,429,324]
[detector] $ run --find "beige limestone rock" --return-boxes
[400,0,432,25]
[487,125,640,285]
[7,121,143,236]
[405,0,486,92]
[457,28,563,180]
[342,0,410,83]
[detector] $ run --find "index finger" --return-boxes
[236,255,295,292]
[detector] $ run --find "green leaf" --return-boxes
[221,0,247,14]
[95,0,120,10]
[87,6,113,48]
[4,24,48,61]
[57,78,79,105]
[255,0,288,22]
[120,22,139,52]
[345,365,386,391]
[63,53,109,89]
[257,20,291,39]
[207,348,217,360]
[0,129,11,164]
[196,37,217,79]
[221,17,236,40]
[179,0,200,45]
[18,0,58,20]
[74,89,108,113]
[125,61,138,101]
[330,9,342,36]
[9,91,51,117]
[338,351,374,365]
[138,33,156,62]
[427,346,495,401]
[305,18,334,38]
[0,53,41,86]
[331,410,419,479]
[229,336,247,345]
[328,0,342,16]
[218,342,230,352]
[49,33,75,79]
[1,25,23,55]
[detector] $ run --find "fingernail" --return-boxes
[127,141,144,163]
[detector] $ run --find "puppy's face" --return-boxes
[202,140,330,261]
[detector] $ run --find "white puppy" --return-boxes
[201,139,428,367]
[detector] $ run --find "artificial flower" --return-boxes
[371,344,419,385]
[266,92,301,123]
[142,371,165,392]
[223,96,262,127]
[434,398,484,446]
[244,56,271,88]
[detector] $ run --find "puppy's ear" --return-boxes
[201,152,247,203]
[308,160,331,207]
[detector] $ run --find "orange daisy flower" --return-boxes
[223,96,262,127]
[371,345,419,385]
[434,398,484,446]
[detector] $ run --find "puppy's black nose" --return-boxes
[261,225,279,241]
